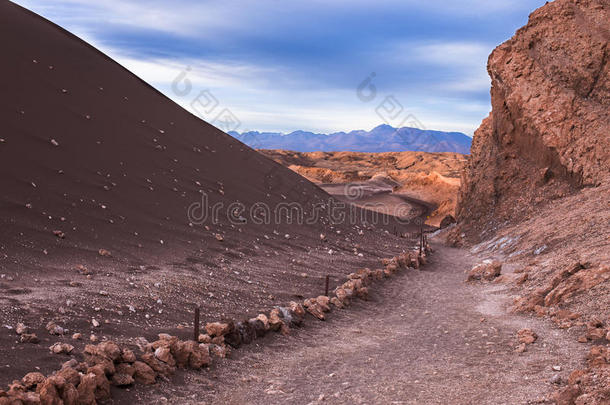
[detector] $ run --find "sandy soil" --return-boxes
[0,1,429,389]
[118,243,588,405]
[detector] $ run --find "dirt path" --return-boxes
[121,243,585,404]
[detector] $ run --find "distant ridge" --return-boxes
[229,124,472,154]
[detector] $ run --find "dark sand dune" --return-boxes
[0,0,428,386]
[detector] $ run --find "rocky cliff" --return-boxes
[457,0,610,233]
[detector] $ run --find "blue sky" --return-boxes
[14,0,547,135]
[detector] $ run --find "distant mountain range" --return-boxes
[228,124,472,154]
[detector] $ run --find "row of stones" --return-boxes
[0,247,430,405]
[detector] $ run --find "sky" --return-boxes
[13,0,548,136]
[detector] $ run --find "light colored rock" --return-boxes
[205,321,232,337]
[316,296,331,312]
[15,323,28,335]
[20,333,39,344]
[198,334,212,344]
[21,372,45,389]
[46,321,66,335]
[269,308,285,331]
[50,342,74,354]
[517,328,538,345]
[303,298,325,320]
[467,260,502,282]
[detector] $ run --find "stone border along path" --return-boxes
[0,243,432,405]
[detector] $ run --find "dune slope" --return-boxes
[0,0,422,385]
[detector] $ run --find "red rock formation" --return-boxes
[457,0,610,232]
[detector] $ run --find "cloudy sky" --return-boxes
[14,0,547,135]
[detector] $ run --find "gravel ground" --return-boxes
[118,243,587,405]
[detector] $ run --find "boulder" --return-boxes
[86,341,122,363]
[205,322,233,337]
[211,344,230,358]
[121,348,137,363]
[335,288,350,305]
[224,324,243,348]
[248,319,267,338]
[553,384,581,405]
[20,333,40,344]
[586,345,609,368]
[330,297,344,309]
[115,363,135,377]
[303,298,325,320]
[288,301,306,320]
[585,319,606,341]
[517,328,538,344]
[46,322,66,336]
[49,342,74,355]
[256,314,270,331]
[386,263,398,274]
[111,372,134,387]
[76,373,98,405]
[268,308,285,331]
[22,372,45,389]
[154,347,175,366]
[37,377,63,405]
[467,260,502,282]
[356,287,369,301]
[141,352,175,377]
[183,341,210,369]
[198,334,212,344]
[211,336,224,345]
[568,369,588,386]
[279,306,302,327]
[544,265,609,307]
[61,383,79,405]
[85,365,111,401]
[315,296,331,312]
[132,361,156,385]
[57,367,80,387]
[15,323,28,335]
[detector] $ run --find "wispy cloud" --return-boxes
[12,0,547,136]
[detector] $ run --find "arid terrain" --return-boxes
[0,0,608,404]
[260,150,466,226]
[451,0,610,402]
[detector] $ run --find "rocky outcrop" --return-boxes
[457,0,610,232]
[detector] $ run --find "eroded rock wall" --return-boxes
[457,0,610,234]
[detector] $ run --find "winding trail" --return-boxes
[123,243,585,405]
